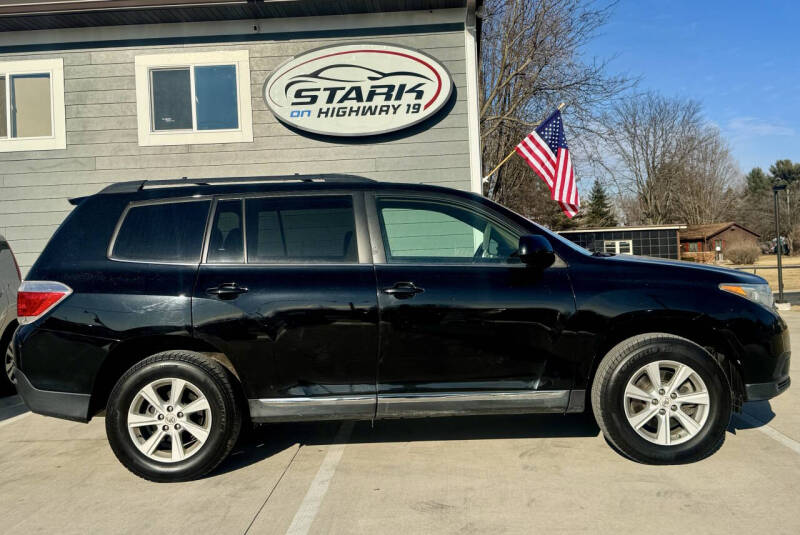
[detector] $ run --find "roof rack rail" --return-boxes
[98,174,376,195]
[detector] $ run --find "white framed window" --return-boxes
[0,58,66,153]
[604,240,633,255]
[135,50,253,146]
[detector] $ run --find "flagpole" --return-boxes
[484,102,566,183]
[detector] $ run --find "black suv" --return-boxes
[13,175,790,482]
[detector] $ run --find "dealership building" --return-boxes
[0,0,482,274]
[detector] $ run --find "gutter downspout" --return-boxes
[464,0,483,194]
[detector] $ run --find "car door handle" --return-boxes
[206,282,249,300]
[381,282,424,299]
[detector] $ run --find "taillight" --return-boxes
[17,281,73,325]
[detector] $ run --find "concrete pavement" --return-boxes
[1,312,799,534]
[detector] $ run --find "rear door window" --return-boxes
[207,199,244,263]
[245,196,357,263]
[112,200,211,262]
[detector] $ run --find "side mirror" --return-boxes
[518,235,555,269]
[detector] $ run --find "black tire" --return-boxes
[591,333,731,464]
[1,334,16,395]
[106,351,242,482]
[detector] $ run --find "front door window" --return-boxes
[376,198,520,264]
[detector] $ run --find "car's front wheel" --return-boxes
[591,333,731,464]
[105,351,242,482]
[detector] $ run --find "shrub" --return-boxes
[725,241,760,265]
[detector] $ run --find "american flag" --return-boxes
[515,109,580,218]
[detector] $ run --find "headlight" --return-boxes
[719,283,774,308]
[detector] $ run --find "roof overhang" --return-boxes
[679,223,761,241]
[0,0,476,32]
[559,225,687,234]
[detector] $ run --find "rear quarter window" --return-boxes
[111,200,211,262]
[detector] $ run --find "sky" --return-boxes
[586,0,800,174]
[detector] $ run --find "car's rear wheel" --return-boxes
[2,337,16,394]
[591,333,731,464]
[105,351,241,482]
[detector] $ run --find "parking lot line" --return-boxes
[736,412,800,455]
[285,421,354,535]
[244,442,302,535]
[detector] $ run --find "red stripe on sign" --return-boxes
[268,49,445,110]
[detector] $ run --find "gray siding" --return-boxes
[0,28,472,273]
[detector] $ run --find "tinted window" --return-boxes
[207,200,244,263]
[151,68,193,131]
[377,198,519,264]
[195,65,239,130]
[245,196,357,263]
[112,201,210,262]
[150,65,239,132]
[9,73,52,138]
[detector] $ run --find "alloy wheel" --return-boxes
[127,378,213,463]
[623,360,710,446]
[4,343,15,385]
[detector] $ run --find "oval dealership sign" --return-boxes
[264,43,453,137]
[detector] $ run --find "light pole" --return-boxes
[773,183,787,303]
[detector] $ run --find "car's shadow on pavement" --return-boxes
[0,394,27,422]
[213,402,779,477]
[212,412,601,477]
[728,401,776,433]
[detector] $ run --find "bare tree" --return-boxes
[617,194,644,225]
[480,0,633,217]
[672,130,741,225]
[602,93,713,224]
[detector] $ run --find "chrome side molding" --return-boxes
[249,395,375,423]
[249,390,575,422]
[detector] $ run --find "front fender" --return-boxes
[567,280,787,390]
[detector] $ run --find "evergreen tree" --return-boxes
[769,159,800,185]
[585,181,618,227]
[745,167,771,193]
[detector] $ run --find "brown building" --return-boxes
[679,222,760,261]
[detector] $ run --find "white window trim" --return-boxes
[464,7,483,194]
[135,50,253,146]
[0,58,66,153]
[604,240,634,255]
